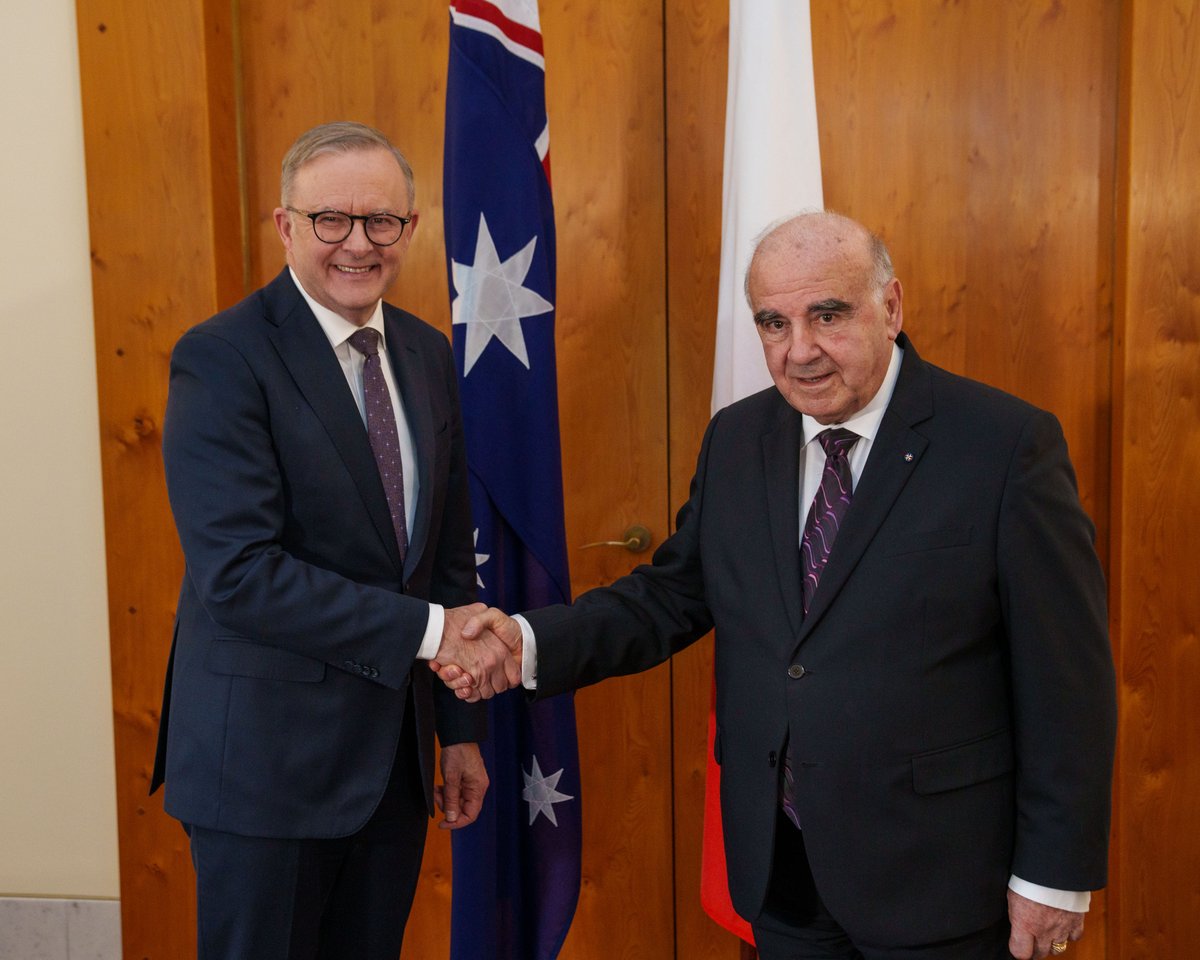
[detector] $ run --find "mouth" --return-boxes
[792,371,833,385]
[333,264,377,275]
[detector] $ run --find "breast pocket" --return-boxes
[880,525,973,558]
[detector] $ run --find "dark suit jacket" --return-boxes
[526,333,1116,946]
[151,268,484,839]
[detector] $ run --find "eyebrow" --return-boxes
[753,309,781,325]
[807,298,852,314]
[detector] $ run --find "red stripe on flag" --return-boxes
[451,0,544,56]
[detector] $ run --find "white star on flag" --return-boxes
[522,755,574,826]
[473,528,489,590]
[452,212,553,376]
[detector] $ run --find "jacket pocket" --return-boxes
[206,638,326,682]
[911,727,1013,795]
[881,525,973,557]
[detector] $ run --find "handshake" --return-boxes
[430,603,524,701]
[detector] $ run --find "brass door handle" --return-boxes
[581,525,652,553]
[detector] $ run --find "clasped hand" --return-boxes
[431,604,524,701]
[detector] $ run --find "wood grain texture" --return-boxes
[1111,1,1200,956]
[539,2,674,955]
[76,0,239,954]
[665,0,749,957]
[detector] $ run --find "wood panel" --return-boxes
[664,0,747,958]
[1111,1,1200,956]
[75,0,239,955]
[541,2,674,956]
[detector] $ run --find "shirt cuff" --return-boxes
[513,614,537,689]
[1008,876,1090,913]
[417,603,445,661]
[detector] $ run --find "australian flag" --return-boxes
[444,2,581,958]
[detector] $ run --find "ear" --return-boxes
[884,277,904,339]
[273,207,295,252]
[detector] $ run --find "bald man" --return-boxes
[440,213,1117,960]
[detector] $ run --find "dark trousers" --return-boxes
[752,814,1011,960]
[188,714,427,960]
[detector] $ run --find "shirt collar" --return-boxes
[801,341,904,446]
[289,267,386,350]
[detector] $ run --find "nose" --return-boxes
[341,219,375,254]
[786,323,822,365]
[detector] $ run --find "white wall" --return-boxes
[0,0,120,898]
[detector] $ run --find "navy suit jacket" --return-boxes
[527,333,1116,946]
[151,268,484,839]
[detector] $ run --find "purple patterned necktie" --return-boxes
[782,427,860,829]
[348,327,409,564]
[800,428,860,615]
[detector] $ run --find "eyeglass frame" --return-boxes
[285,206,413,247]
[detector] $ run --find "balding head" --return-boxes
[745,212,894,304]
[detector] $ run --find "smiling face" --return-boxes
[747,217,903,424]
[273,146,418,325]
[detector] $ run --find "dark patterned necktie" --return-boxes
[800,428,860,615]
[782,427,860,828]
[348,327,408,564]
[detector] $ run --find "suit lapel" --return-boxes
[265,271,405,575]
[383,309,435,580]
[798,337,934,641]
[762,398,806,638]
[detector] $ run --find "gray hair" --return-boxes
[280,121,415,208]
[744,210,894,302]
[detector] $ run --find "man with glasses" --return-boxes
[152,121,515,960]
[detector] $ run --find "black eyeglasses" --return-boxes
[287,207,412,246]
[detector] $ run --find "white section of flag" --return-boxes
[488,0,541,31]
[712,0,824,413]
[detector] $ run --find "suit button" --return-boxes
[768,751,777,768]
[370,668,379,678]
[787,664,806,679]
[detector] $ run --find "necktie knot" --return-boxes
[348,327,381,358]
[817,427,859,459]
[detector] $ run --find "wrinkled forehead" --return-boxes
[750,228,872,297]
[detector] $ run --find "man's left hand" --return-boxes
[1008,889,1085,959]
[435,742,489,830]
